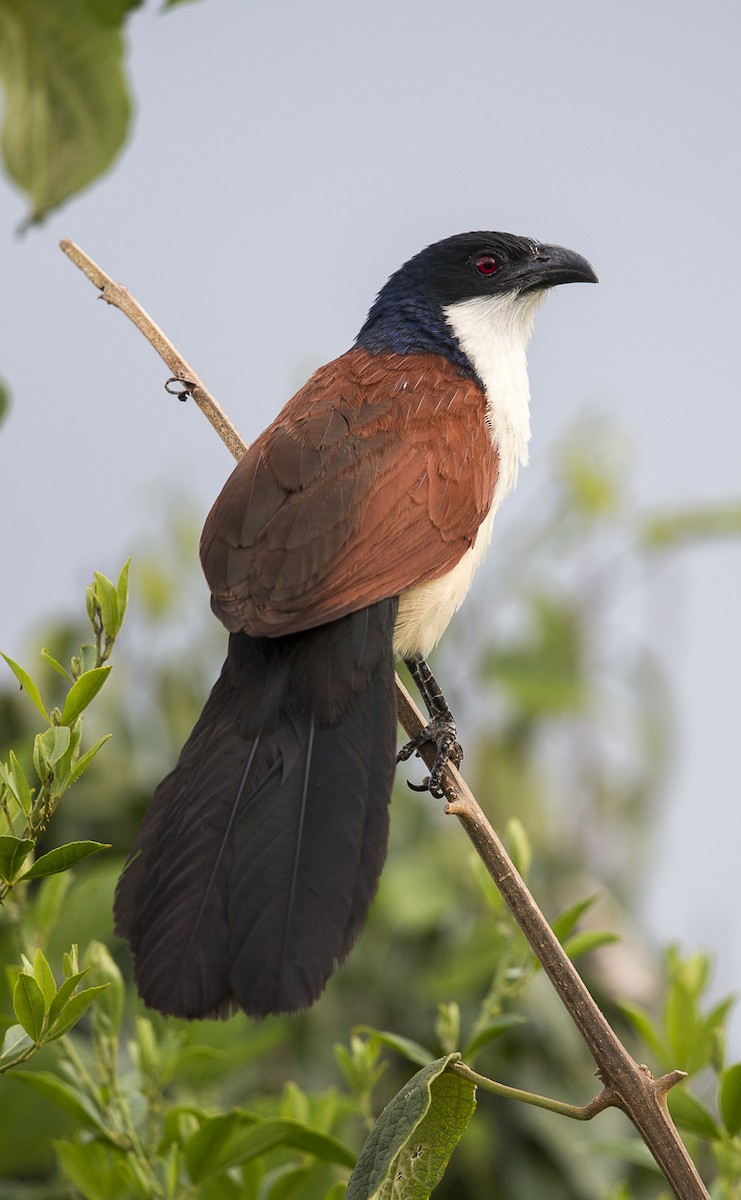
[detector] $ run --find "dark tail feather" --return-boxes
[114,598,398,1019]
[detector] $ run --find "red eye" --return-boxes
[475,254,497,276]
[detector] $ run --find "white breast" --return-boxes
[393,290,544,660]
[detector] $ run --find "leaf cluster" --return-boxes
[1,944,108,1075]
[618,948,741,1192]
[0,563,128,1087]
[0,564,129,908]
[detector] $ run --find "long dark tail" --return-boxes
[114,598,399,1019]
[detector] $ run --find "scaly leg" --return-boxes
[397,656,463,797]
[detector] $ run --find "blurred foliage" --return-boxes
[0,0,206,228]
[0,428,740,1197]
[0,0,142,226]
[0,378,9,428]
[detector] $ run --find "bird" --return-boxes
[114,231,597,1020]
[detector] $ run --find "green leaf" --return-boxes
[589,1136,659,1170]
[0,652,49,719]
[346,1055,476,1200]
[0,835,34,883]
[64,945,80,977]
[563,929,620,960]
[665,981,702,1072]
[13,1070,108,1134]
[9,751,32,813]
[159,1103,209,1150]
[672,948,712,999]
[504,817,531,878]
[616,999,667,1063]
[346,1056,452,1197]
[165,1143,183,1200]
[79,643,98,673]
[93,571,119,638]
[69,733,111,785]
[84,942,124,1034]
[434,1003,460,1056]
[46,983,109,1040]
[719,1063,741,1137]
[33,731,50,780]
[262,1165,309,1200]
[135,1016,160,1077]
[550,893,602,943]
[185,1114,356,1185]
[33,948,57,1009]
[47,969,89,1027]
[280,1080,310,1125]
[7,751,32,814]
[381,1071,476,1198]
[53,722,81,782]
[32,871,73,938]
[184,1113,249,1183]
[61,666,111,725]
[53,1139,148,1200]
[86,0,142,26]
[0,1022,33,1063]
[40,724,71,766]
[18,839,110,881]
[116,558,131,630]
[667,1087,721,1141]
[355,1026,435,1069]
[0,0,134,225]
[0,378,10,427]
[13,971,45,1041]
[463,1013,528,1059]
[334,1035,387,1096]
[706,994,735,1035]
[322,1185,347,1200]
[41,648,72,680]
[16,1075,107,1128]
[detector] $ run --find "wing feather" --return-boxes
[201,347,498,636]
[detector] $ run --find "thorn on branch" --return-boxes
[653,1070,688,1100]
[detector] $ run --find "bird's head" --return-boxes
[356,231,597,366]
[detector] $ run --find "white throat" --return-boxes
[443,290,544,508]
[392,289,546,661]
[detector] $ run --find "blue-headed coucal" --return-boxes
[114,231,597,1018]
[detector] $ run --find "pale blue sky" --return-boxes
[2,0,740,1020]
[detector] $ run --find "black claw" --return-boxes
[406,773,445,800]
[407,777,432,793]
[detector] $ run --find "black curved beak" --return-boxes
[515,243,598,292]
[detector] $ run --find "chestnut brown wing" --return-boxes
[200,347,498,637]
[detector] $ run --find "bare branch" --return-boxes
[60,239,710,1200]
[59,240,245,461]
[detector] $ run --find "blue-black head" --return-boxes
[356,231,597,360]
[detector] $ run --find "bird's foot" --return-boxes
[397,716,463,799]
[398,656,464,797]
